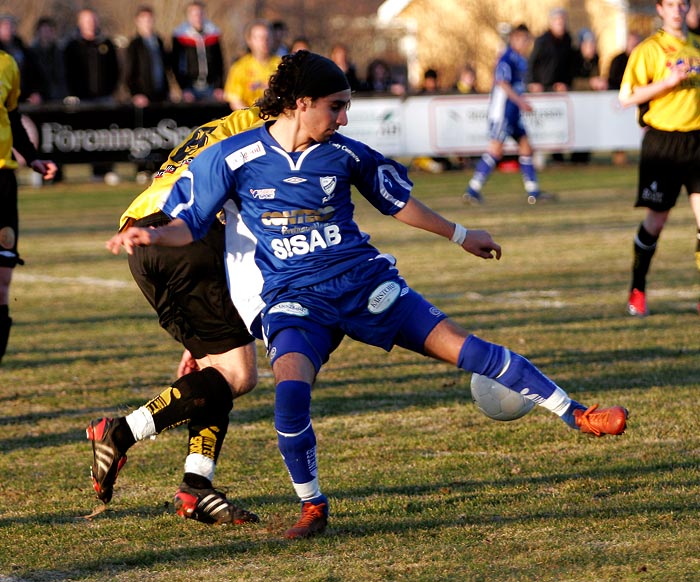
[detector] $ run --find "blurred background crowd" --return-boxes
[3,0,698,110]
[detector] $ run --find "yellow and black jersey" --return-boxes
[119,107,265,230]
[620,29,700,132]
[0,51,21,170]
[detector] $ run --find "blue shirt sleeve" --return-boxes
[350,140,413,215]
[161,143,235,240]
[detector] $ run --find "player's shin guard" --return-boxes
[457,334,571,416]
[632,223,658,292]
[144,367,233,434]
[275,380,321,501]
[0,305,11,364]
[519,155,539,196]
[469,153,499,193]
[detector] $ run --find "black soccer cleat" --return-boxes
[86,417,127,504]
[173,483,259,525]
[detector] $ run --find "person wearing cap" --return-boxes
[110,50,630,539]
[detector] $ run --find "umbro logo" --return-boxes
[283,176,307,184]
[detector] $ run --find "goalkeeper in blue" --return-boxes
[109,50,629,540]
[463,24,550,205]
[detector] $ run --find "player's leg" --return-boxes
[516,134,543,204]
[628,128,680,316]
[0,267,11,364]
[689,193,700,313]
[393,299,627,436]
[268,323,336,539]
[0,170,20,365]
[628,208,667,316]
[464,136,504,204]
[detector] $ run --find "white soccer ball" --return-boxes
[470,373,535,421]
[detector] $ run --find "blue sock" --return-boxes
[275,380,318,489]
[469,153,498,193]
[519,155,539,196]
[458,335,580,425]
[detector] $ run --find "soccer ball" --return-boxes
[470,373,535,421]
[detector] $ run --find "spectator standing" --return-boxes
[618,0,700,316]
[571,29,607,163]
[126,6,170,107]
[608,32,642,91]
[270,20,289,56]
[223,20,280,110]
[527,8,575,163]
[63,9,119,104]
[289,36,311,54]
[0,14,40,103]
[527,8,574,93]
[572,29,607,91]
[330,43,361,92]
[172,1,224,102]
[28,17,67,103]
[360,58,406,95]
[1,50,57,365]
[688,0,700,33]
[63,8,120,183]
[454,64,478,94]
[414,68,451,173]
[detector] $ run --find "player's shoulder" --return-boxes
[326,132,373,162]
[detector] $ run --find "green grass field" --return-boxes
[2,162,699,581]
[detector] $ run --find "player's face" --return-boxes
[657,0,689,32]
[304,89,352,142]
[511,31,531,56]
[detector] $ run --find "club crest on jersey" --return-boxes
[268,302,309,317]
[320,176,337,202]
[367,281,401,314]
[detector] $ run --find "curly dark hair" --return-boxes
[257,51,311,120]
[257,50,350,120]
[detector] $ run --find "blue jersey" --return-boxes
[162,123,413,329]
[487,46,528,142]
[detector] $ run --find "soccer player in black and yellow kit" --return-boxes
[86,108,265,525]
[0,51,56,365]
[619,0,700,316]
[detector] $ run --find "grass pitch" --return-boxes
[1,162,699,581]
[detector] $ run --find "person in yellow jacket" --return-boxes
[86,107,265,526]
[223,20,281,110]
[0,50,56,365]
[619,0,700,316]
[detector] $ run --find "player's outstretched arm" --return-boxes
[106,218,194,255]
[393,196,502,260]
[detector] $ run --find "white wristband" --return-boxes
[451,223,468,245]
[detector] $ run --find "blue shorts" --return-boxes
[488,111,527,144]
[262,256,447,370]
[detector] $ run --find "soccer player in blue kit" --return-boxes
[463,24,547,205]
[109,51,629,539]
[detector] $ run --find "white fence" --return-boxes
[341,91,643,157]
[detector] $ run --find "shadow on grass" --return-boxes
[6,458,698,581]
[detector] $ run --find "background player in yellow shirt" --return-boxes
[223,20,281,110]
[86,108,265,525]
[0,51,56,365]
[619,0,700,316]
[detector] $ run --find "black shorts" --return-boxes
[636,128,700,211]
[127,212,254,359]
[0,169,22,268]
